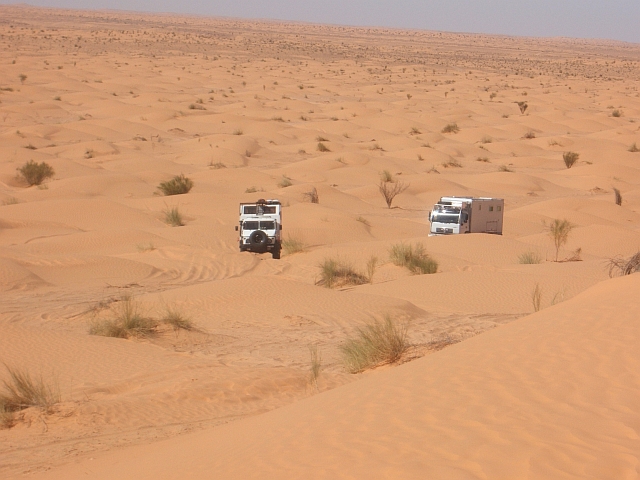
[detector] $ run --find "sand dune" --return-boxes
[1,5,639,478]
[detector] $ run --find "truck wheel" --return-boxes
[271,243,281,259]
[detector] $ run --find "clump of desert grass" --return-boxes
[89,296,156,339]
[282,235,306,255]
[613,187,622,206]
[498,164,513,172]
[518,251,543,264]
[340,316,409,373]
[308,345,322,392]
[607,252,640,277]
[548,218,574,262]
[628,142,640,153]
[317,258,368,288]
[17,160,54,186]
[441,122,459,134]
[389,243,438,274]
[0,366,60,423]
[278,175,293,188]
[317,142,330,152]
[158,174,193,196]
[161,306,192,331]
[163,206,184,227]
[302,186,319,203]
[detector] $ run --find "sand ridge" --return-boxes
[0,5,639,478]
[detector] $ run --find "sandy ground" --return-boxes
[0,5,639,478]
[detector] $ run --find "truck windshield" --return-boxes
[242,221,275,230]
[431,214,459,224]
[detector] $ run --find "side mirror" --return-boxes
[279,225,283,230]
[235,226,238,231]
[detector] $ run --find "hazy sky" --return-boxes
[2,1,639,44]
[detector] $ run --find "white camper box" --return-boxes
[429,196,503,235]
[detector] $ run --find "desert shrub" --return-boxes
[309,345,322,391]
[303,187,319,203]
[380,170,394,183]
[517,101,528,114]
[499,164,513,172]
[158,174,193,196]
[0,403,13,429]
[441,122,459,134]
[2,197,19,206]
[613,187,622,206]
[316,136,329,142]
[209,162,226,169]
[366,255,378,284]
[356,216,371,227]
[607,252,640,277]
[278,175,292,188]
[548,219,574,262]
[233,129,243,135]
[89,296,156,338]
[390,243,438,274]
[611,109,622,118]
[340,316,409,373]
[378,181,408,208]
[317,142,330,152]
[481,135,492,144]
[442,159,462,168]
[532,283,542,312]
[163,206,184,226]
[19,74,27,84]
[282,236,306,255]
[0,366,60,413]
[317,258,367,288]
[476,157,490,163]
[523,130,536,139]
[563,151,579,169]
[17,160,54,186]
[271,116,285,122]
[518,251,543,264]
[628,143,639,153]
[410,127,421,135]
[161,307,192,331]
[245,186,258,193]
[188,103,205,110]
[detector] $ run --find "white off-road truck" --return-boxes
[235,199,282,259]
[429,196,504,235]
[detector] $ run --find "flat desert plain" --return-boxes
[0,5,639,479]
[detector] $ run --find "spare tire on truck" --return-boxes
[249,230,268,250]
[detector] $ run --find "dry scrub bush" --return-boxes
[563,152,579,169]
[17,160,54,186]
[163,206,184,227]
[499,164,513,172]
[548,219,574,262]
[317,142,330,152]
[158,174,193,195]
[629,143,639,153]
[308,345,322,391]
[282,235,306,255]
[390,243,438,274]
[523,130,536,139]
[303,187,319,203]
[340,316,409,373]
[378,181,408,208]
[613,187,622,206]
[89,296,156,338]
[278,175,293,188]
[366,255,378,284]
[532,283,542,312]
[608,252,640,277]
[517,101,528,114]
[441,123,459,134]
[380,170,394,183]
[0,366,60,417]
[317,258,367,288]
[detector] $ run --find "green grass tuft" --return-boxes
[89,296,156,338]
[518,251,543,264]
[0,366,60,414]
[158,174,193,196]
[317,258,368,288]
[389,243,438,274]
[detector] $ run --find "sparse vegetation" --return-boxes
[441,122,459,134]
[366,255,378,284]
[89,296,156,338]
[410,127,421,135]
[209,162,226,169]
[308,345,322,391]
[158,174,194,196]
[271,116,285,122]
[356,216,371,227]
[378,181,409,208]
[563,151,579,169]
[317,142,330,152]
[316,136,329,142]
[532,283,542,312]
[2,197,19,206]
[0,367,60,420]
[523,130,536,139]
[278,175,292,188]
[380,170,394,183]
[303,186,319,203]
[499,164,513,172]
[611,109,622,118]
[628,143,639,153]
[340,315,409,373]
[18,73,27,84]
[317,258,367,288]
[17,160,54,186]
[480,135,492,144]
[282,235,306,255]
[161,306,192,331]
[163,206,184,227]
[245,186,259,193]
[607,252,640,277]
[442,159,462,168]
[232,129,243,135]
[614,187,622,206]
[390,243,438,274]
[517,101,528,114]
[519,251,543,264]
[548,219,574,262]
[476,157,490,163]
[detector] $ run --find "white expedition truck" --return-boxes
[429,196,504,235]
[235,199,282,258]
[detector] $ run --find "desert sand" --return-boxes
[0,5,639,478]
